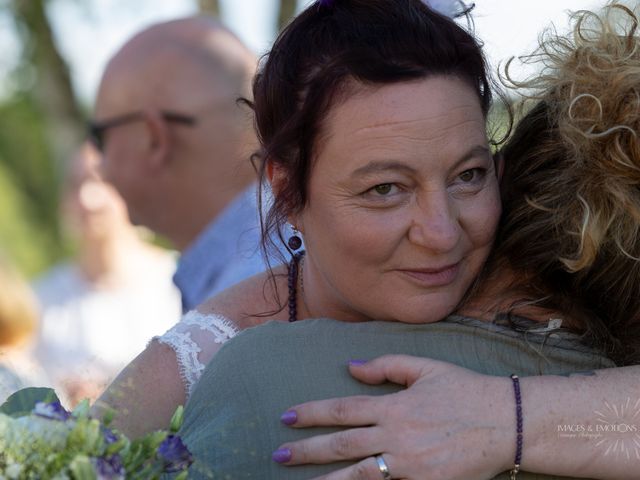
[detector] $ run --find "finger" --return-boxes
[285,395,384,428]
[348,354,443,387]
[309,455,399,480]
[277,427,383,465]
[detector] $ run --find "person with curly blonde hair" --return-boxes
[492,2,640,366]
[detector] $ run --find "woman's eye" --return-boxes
[457,168,485,183]
[373,183,394,195]
[361,183,403,204]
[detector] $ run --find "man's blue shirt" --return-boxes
[173,184,275,312]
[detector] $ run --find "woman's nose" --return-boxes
[407,192,460,253]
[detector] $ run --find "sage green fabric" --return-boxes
[180,316,614,479]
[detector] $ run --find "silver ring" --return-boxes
[374,454,392,480]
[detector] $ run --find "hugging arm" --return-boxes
[277,356,640,480]
[92,311,234,438]
[91,288,253,438]
[92,340,188,439]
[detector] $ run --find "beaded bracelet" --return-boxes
[509,374,523,480]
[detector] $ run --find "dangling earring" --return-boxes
[288,225,302,251]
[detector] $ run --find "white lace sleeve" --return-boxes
[154,310,239,398]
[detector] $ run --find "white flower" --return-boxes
[13,414,70,447]
[0,413,71,471]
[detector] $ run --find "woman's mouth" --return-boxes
[397,263,460,288]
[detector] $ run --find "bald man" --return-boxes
[91,17,267,311]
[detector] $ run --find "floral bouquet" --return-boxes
[0,387,193,479]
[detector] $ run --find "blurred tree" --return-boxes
[0,94,67,275]
[0,0,83,275]
[0,159,52,275]
[277,0,296,30]
[198,0,220,16]
[10,0,84,169]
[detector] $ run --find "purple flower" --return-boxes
[102,427,118,445]
[91,455,125,480]
[157,435,194,473]
[33,401,71,421]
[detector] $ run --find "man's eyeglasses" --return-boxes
[87,111,197,151]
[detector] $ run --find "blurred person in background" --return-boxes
[91,16,273,312]
[0,252,48,403]
[33,142,181,405]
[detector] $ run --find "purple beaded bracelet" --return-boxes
[510,374,523,480]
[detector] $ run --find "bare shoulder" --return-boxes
[197,264,289,330]
[93,340,185,438]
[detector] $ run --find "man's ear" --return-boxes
[143,110,171,171]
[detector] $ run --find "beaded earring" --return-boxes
[288,225,303,251]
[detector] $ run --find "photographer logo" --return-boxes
[557,397,640,461]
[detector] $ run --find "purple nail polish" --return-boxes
[272,448,292,463]
[349,359,368,366]
[280,410,298,425]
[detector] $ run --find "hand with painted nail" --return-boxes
[274,355,513,480]
[276,356,640,480]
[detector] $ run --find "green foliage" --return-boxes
[0,95,67,276]
[68,454,95,480]
[0,0,85,277]
[0,387,60,417]
[0,390,193,478]
[0,162,53,275]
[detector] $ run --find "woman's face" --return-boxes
[295,76,501,324]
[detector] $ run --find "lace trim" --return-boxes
[155,310,239,398]
[182,310,239,340]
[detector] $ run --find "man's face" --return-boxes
[93,70,153,227]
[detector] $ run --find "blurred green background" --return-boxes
[0,0,517,279]
[0,0,300,277]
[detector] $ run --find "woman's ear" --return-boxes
[267,161,304,233]
[266,160,288,197]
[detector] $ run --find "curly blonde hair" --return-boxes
[494,3,640,364]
